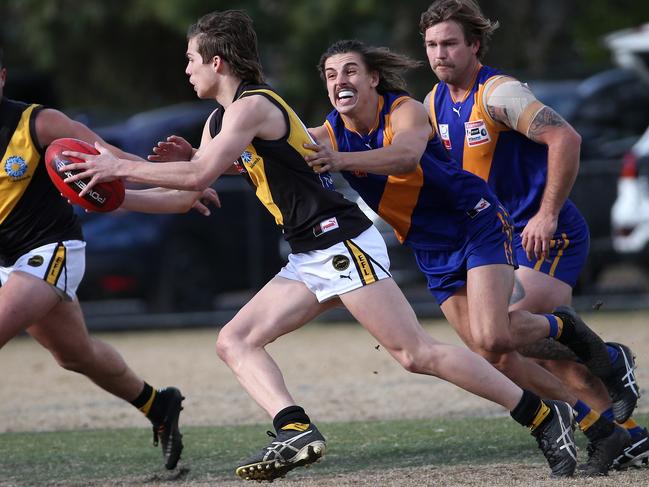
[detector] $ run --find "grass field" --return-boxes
[1,313,648,486]
[2,414,648,486]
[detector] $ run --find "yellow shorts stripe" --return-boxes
[343,239,378,285]
[549,233,569,277]
[45,243,66,287]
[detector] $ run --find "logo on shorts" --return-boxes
[5,156,28,180]
[28,255,44,267]
[332,254,350,271]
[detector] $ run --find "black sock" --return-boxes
[273,405,310,431]
[130,382,165,424]
[510,390,551,430]
[583,415,615,442]
[553,313,576,344]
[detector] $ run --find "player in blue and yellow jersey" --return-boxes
[419,0,645,473]
[64,11,626,481]
[307,38,633,477]
[0,48,225,470]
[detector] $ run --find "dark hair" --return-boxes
[187,10,264,84]
[318,40,423,93]
[419,0,499,60]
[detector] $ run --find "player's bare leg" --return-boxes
[217,276,335,481]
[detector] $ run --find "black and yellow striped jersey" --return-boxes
[210,83,371,253]
[0,97,82,264]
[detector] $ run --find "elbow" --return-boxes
[398,153,420,174]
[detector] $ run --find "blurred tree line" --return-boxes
[1,0,647,126]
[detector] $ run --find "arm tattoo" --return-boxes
[528,107,565,142]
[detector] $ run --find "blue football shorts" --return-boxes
[413,206,517,305]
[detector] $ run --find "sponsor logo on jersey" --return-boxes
[313,217,339,237]
[464,120,491,147]
[439,124,452,150]
[4,156,28,180]
[332,254,350,271]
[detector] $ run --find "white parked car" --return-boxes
[611,126,649,255]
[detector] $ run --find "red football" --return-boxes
[45,138,125,212]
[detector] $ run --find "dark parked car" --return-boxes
[77,101,284,312]
[530,68,649,290]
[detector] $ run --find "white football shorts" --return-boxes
[0,240,85,300]
[277,226,392,302]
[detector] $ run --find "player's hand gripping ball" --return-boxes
[45,138,125,212]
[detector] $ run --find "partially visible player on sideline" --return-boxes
[0,48,217,470]
[62,10,581,481]
[419,0,646,473]
[306,39,630,477]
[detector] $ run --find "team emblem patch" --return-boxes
[464,120,491,147]
[28,255,44,267]
[332,255,350,271]
[4,156,28,179]
[241,151,253,164]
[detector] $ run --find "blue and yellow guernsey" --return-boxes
[0,97,82,264]
[429,65,582,232]
[324,91,499,251]
[210,83,371,253]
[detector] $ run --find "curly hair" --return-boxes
[318,40,423,93]
[419,0,499,60]
[187,10,264,84]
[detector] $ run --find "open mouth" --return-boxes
[337,90,354,100]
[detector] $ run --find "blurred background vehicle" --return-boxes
[529,66,649,290]
[607,23,649,292]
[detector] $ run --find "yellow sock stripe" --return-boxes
[45,243,66,286]
[343,240,378,285]
[579,410,600,432]
[620,418,638,429]
[530,401,551,431]
[554,316,564,339]
[548,233,569,277]
[281,422,310,432]
[139,389,157,416]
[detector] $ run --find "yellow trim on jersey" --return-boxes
[428,84,439,130]
[324,120,339,151]
[344,239,378,285]
[461,79,502,181]
[0,104,40,224]
[238,88,319,226]
[45,243,66,286]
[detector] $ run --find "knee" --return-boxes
[52,350,89,373]
[215,328,237,364]
[472,331,512,355]
[395,341,441,375]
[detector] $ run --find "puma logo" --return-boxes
[339,272,352,280]
[452,106,461,117]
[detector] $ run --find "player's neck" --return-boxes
[216,76,246,108]
[447,60,481,102]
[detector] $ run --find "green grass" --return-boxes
[2,414,647,485]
